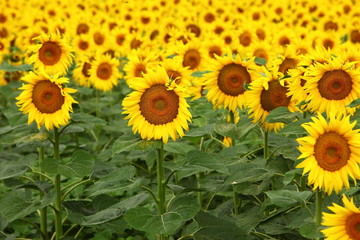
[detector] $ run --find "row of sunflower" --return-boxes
[1,0,360,239]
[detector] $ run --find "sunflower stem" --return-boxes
[156,142,167,240]
[53,128,63,240]
[96,89,100,117]
[263,129,269,161]
[315,189,323,227]
[229,110,240,215]
[38,146,48,240]
[197,137,205,209]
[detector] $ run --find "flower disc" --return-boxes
[38,42,62,66]
[314,132,350,172]
[140,84,179,125]
[32,80,65,114]
[218,63,251,96]
[182,49,201,70]
[260,80,290,112]
[346,213,360,239]
[318,70,352,100]
[97,63,113,80]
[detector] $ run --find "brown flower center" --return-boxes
[186,24,201,37]
[254,48,268,61]
[78,40,89,50]
[350,30,360,44]
[32,80,65,113]
[214,26,224,35]
[82,62,91,77]
[318,70,352,100]
[314,132,350,172]
[279,57,298,75]
[279,36,290,46]
[93,32,105,45]
[166,70,182,84]
[76,23,89,35]
[116,34,126,45]
[256,29,266,40]
[140,84,179,125]
[260,80,290,111]
[346,213,360,239]
[96,63,112,80]
[217,63,251,96]
[130,39,142,49]
[209,46,222,58]
[204,13,215,23]
[134,64,146,77]
[324,21,338,31]
[239,31,252,46]
[38,42,62,66]
[182,49,201,70]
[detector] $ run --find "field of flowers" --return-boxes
[1,0,360,239]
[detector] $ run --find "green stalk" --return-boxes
[263,129,269,161]
[229,110,239,215]
[156,143,166,240]
[38,147,48,240]
[197,137,205,208]
[53,128,62,240]
[315,189,323,226]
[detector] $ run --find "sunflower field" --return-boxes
[2,0,360,239]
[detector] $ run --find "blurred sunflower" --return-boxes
[89,53,121,92]
[122,66,192,143]
[160,57,192,90]
[303,58,360,116]
[72,34,93,56]
[297,114,360,195]
[204,53,257,112]
[73,55,94,87]
[322,195,360,240]
[16,71,77,130]
[247,66,296,132]
[27,31,74,76]
[176,39,207,71]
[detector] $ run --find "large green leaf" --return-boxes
[72,112,107,125]
[0,63,33,72]
[0,189,54,222]
[0,153,36,180]
[112,135,162,155]
[85,166,138,196]
[124,207,183,235]
[41,150,95,178]
[266,107,299,123]
[168,195,200,221]
[186,150,228,174]
[194,211,250,240]
[214,122,241,139]
[264,190,312,209]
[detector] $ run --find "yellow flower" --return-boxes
[89,53,121,92]
[27,31,74,76]
[122,66,192,143]
[297,114,360,195]
[16,71,77,130]
[322,195,360,240]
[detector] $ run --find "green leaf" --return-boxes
[1,106,27,126]
[125,206,183,235]
[264,190,312,208]
[227,162,274,185]
[278,118,310,135]
[0,153,36,180]
[59,150,95,178]
[254,57,267,66]
[85,166,137,196]
[72,112,107,125]
[168,195,200,221]
[347,98,360,108]
[214,122,240,139]
[191,70,212,77]
[299,222,324,239]
[0,189,54,222]
[112,135,162,155]
[283,169,303,186]
[0,63,33,72]
[266,107,298,123]
[194,211,249,240]
[164,142,197,155]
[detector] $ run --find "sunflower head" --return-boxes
[122,66,192,143]
[27,31,74,76]
[297,114,360,195]
[16,71,77,130]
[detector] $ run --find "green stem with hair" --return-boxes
[53,128,63,240]
[263,129,269,161]
[38,147,48,240]
[156,142,167,240]
[229,110,240,215]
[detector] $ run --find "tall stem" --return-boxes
[53,128,62,240]
[315,189,323,226]
[263,129,269,161]
[197,137,205,209]
[156,143,166,240]
[229,110,239,215]
[38,147,48,240]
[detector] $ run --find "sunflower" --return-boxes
[73,55,94,87]
[175,39,207,72]
[322,195,360,239]
[27,31,74,76]
[296,114,360,195]
[89,53,121,92]
[247,66,297,132]
[72,33,93,56]
[303,58,360,116]
[16,71,77,130]
[160,57,192,90]
[122,66,192,144]
[204,53,258,112]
